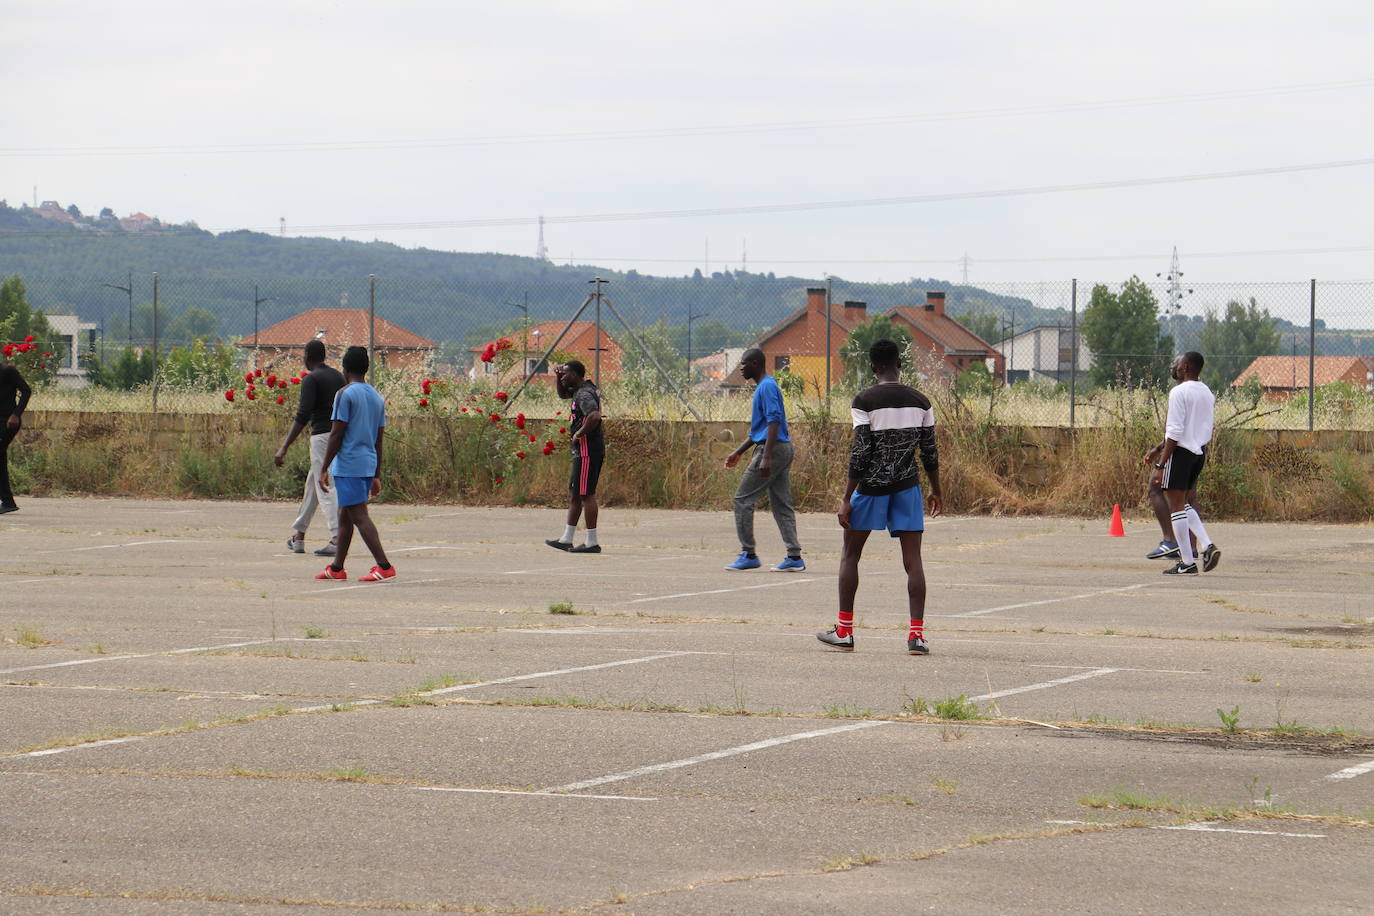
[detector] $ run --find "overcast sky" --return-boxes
[6,0,1374,311]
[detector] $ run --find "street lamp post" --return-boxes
[253,285,275,370]
[686,302,711,378]
[102,271,133,347]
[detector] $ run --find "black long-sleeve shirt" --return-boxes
[0,365,31,418]
[848,382,938,496]
[295,364,346,435]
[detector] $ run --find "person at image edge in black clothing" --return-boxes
[545,360,604,554]
[0,361,32,513]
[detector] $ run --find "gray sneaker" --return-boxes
[313,540,337,557]
[286,535,305,554]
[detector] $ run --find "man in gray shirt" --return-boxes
[274,340,346,555]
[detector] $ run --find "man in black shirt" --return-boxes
[274,340,346,555]
[0,362,31,513]
[545,360,604,554]
[818,339,942,655]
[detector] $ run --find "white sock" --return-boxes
[1170,511,1194,565]
[585,528,599,547]
[1184,505,1213,551]
[560,525,576,544]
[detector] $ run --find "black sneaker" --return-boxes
[1146,540,1180,560]
[545,539,573,551]
[1163,561,1198,575]
[569,543,601,554]
[907,636,930,655]
[0,504,17,515]
[817,627,854,651]
[1201,544,1221,572]
[313,540,337,557]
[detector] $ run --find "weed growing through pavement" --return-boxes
[931,778,961,796]
[1244,671,1261,683]
[301,625,327,639]
[822,851,884,872]
[902,691,987,720]
[939,726,968,742]
[12,627,57,649]
[1217,705,1243,733]
[548,600,579,615]
[321,766,370,782]
[822,703,876,719]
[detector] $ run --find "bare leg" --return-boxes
[566,495,583,527]
[348,503,390,568]
[583,494,598,530]
[334,505,355,570]
[838,529,872,615]
[897,531,927,622]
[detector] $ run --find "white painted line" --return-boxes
[412,786,656,802]
[1046,819,1324,839]
[1326,758,1374,781]
[973,668,1118,701]
[287,576,454,597]
[628,577,820,604]
[10,737,145,759]
[1028,664,1205,675]
[69,539,194,552]
[424,652,700,697]
[6,578,55,585]
[0,638,326,676]
[952,584,1149,618]
[545,720,889,793]
[507,627,668,635]
[504,565,580,575]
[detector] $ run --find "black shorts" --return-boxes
[1162,446,1206,491]
[570,442,605,496]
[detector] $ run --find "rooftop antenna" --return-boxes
[536,215,548,260]
[279,216,286,237]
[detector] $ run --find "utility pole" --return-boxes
[253,285,274,370]
[102,271,134,346]
[536,216,548,261]
[505,293,531,371]
[824,276,833,399]
[961,253,970,286]
[589,277,607,383]
[687,301,711,372]
[1157,246,1192,351]
[151,272,160,412]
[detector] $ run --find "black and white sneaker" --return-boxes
[569,543,601,554]
[1146,540,1180,560]
[907,637,930,655]
[1163,561,1198,575]
[545,539,574,551]
[1201,544,1221,572]
[816,627,854,651]
[313,540,337,557]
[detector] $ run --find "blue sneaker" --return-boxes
[1146,540,1180,560]
[772,556,806,572]
[724,552,761,571]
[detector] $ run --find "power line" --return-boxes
[4,76,1374,158]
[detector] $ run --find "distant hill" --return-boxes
[0,199,1067,348]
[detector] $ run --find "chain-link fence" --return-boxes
[7,271,1373,429]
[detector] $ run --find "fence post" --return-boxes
[1308,278,1316,432]
[1069,278,1077,428]
[151,271,159,413]
[368,274,376,359]
[824,275,832,399]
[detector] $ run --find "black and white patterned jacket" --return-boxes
[848,382,938,495]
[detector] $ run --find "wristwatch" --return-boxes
[1153,463,1165,470]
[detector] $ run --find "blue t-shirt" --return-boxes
[330,382,386,478]
[749,375,791,443]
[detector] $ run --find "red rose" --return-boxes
[1,344,12,357]
[559,427,567,434]
[494,476,504,484]
[421,380,432,395]
[419,398,429,407]
[42,352,52,358]
[246,384,255,392]
[555,410,562,416]
[515,451,526,459]
[460,407,468,412]
[546,440,554,447]
[495,391,508,401]
[514,416,526,430]
[480,345,495,363]
[276,396,285,404]
[225,390,235,401]
[254,368,263,377]
[23,335,34,343]
[244,372,254,384]
[529,434,537,442]
[36,363,44,369]
[490,413,500,423]
[291,377,300,385]
[496,337,512,351]
[266,375,277,386]
[246,390,256,400]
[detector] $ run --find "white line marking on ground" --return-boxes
[7,578,54,585]
[627,577,820,604]
[1028,664,1205,675]
[952,584,1148,618]
[0,638,345,676]
[10,737,145,759]
[1326,758,1374,780]
[69,539,193,552]
[973,668,1118,701]
[503,565,580,575]
[412,787,656,801]
[1046,819,1324,838]
[545,720,889,793]
[288,576,454,596]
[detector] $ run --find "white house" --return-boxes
[1001,325,1091,385]
[46,314,98,388]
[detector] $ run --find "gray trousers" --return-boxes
[733,440,801,558]
[291,432,339,537]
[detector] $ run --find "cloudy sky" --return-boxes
[5,0,1374,302]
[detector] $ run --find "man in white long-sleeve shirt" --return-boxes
[1148,351,1221,575]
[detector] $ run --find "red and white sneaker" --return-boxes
[357,565,396,582]
[314,565,347,580]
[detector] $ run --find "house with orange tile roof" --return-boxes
[237,308,437,373]
[887,292,1006,380]
[467,320,625,386]
[722,287,870,393]
[1231,355,1374,399]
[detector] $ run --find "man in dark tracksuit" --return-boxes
[274,340,346,555]
[0,361,31,514]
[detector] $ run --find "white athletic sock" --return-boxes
[585,528,599,547]
[560,525,576,544]
[1184,505,1213,551]
[1171,511,1194,565]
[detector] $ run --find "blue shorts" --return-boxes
[849,485,924,535]
[334,476,373,508]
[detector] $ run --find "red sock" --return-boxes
[908,619,924,640]
[836,611,854,638]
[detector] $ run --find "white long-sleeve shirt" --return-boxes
[1165,379,1214,454]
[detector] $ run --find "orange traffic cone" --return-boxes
[1108,504,1125,537]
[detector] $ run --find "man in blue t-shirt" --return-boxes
[317,346,395,583]
[722,348,803,571]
